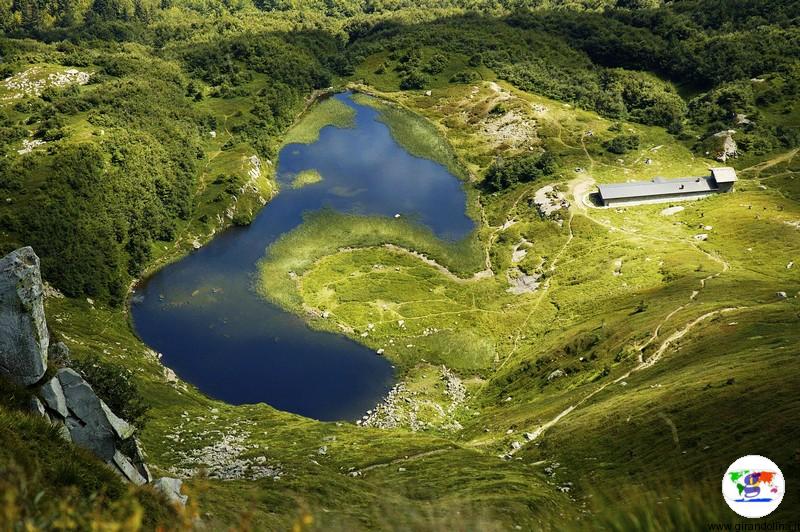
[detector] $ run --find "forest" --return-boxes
[0,0,797,303]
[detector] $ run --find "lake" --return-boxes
[131,93,474,421]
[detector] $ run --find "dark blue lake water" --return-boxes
[131,93,474,421]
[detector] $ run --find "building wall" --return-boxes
[603,191,715,207]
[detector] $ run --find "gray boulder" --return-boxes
[55,367,144,483]
[130,438,152,483]
[100,401,135,440]
[29,396,48,419]
[112,450,147,486]
[40,376,69,418]
[48,341,71,366]
[0,247,49,386]
[57,368,127,461]
[152,477,188,506]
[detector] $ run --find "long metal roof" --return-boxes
[597,176,716,200]
[710,167,737,183]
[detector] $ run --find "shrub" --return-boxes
[482,152,557,192]
[423,53,448,75]
[604,134,640,154]
[400,70,429,90]
[450,71,480,84]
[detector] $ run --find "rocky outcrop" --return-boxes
[533,184,569,220]
[708,130,738,162]
[40,376,68,417]
[33,359,151,486]
[0,247,48,386]
[0,247,187,504]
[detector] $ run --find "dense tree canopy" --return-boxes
[0,0,797,303]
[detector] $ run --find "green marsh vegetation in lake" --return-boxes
[257,210,485,312]
[282,96,357,145]
[291,169,323,189]
[351,92,468,180]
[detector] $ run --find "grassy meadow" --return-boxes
[255,82,800,524]
[1,2,799,527]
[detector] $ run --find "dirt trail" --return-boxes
[351,448,454,475]
[389,244,495,281]
[740,148,798,177]
[497,211,575,371]
[501,178,736,454]
[507,305,743,456]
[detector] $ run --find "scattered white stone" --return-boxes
[694,234,708,241]
[784,220,800,230]
[613,258,623,277]
[360,365,466,432]
[506,269,542,295]
[777,291,788,299]
[167,429,281,481]
[533,185,570,219]
[2,67,90,102]
[164,367,178,383]
[661,206,684,216]
[17,139,46,155]
[248,155,262,180]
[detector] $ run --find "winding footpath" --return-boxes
[504,177,742,455]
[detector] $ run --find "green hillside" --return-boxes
[1,0,799,529]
